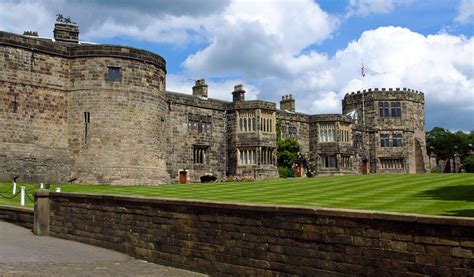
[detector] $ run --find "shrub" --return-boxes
[200,175,217,183]
[278,167,295,178]
[463,156,474,173]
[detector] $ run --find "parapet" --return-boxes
[343,87,424,105]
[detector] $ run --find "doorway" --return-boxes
[179,171,187,184]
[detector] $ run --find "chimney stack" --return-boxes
[192,79,208,98]
[53,14,79,43]
[280,94,295,112]
[232,84,246,102]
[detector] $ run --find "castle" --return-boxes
[0,19,430,184]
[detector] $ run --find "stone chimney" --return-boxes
[280,94,295,112]
[232,84,245,102]
[53,14,79,43]
[23,31,38,37]
[192,79,208,98]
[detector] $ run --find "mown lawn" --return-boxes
[1,174,473,217]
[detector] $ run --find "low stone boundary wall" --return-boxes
[46,192,473,276]
[0,205,33,229]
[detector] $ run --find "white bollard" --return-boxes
[40,183,44,189]
[20,186,25,207]
[55,187,61,193]
[12,181,17,195]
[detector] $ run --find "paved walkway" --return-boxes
[0,221,205,276]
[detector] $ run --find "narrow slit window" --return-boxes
[83,112,90,144]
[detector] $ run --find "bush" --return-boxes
[278,167,295,178]
[462,156,474,173]
[200,175,217,183]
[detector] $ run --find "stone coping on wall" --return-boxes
[0,31,166,71]
[49,192,474,227]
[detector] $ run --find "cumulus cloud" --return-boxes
[183,0,338,78]
[455,0,474,24]
[0,0,230,44]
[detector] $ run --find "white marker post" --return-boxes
[40,183,44,189]
[12,181,17,195]
[55,187,61,193]
[20,186,25,207]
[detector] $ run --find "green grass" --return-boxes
[1,174,473,217]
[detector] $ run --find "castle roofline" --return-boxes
[0,30,166,72]
[343,87,424,98]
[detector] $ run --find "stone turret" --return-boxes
[192,79,208,98]
[53,14,79,43]
[232,84,245,102]
[280,94,295,112]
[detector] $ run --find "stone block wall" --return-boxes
[0,205,33,229]
[48,193,473,276]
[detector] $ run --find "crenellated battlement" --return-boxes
[343,87,424,106]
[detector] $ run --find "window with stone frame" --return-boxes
[322,155,337,168]
[392,133,403,147]
[239,111,256,132]
[239,148,257,165]
[319,123,336,142]
[10,95,19,113]
[260,112,274,133]
[188,113,212,134]
[341,156,351,168]
[261,147,274,165]
[193,145,208,164]
[379,102,390,117]
[107,67,121,82]
[380,158,404,169]
[391,102,401,117]
[380,134,390,147]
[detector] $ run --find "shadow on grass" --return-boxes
[417,185,474,202]
[443,209,474,217]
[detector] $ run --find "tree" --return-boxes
[276,139,300,178]
[426,127,473,160]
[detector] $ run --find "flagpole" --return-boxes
[361,60,365,127]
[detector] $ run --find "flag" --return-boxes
[361,62,365,77]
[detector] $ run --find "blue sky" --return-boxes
[0,0,473,131]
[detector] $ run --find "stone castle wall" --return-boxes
[0,24,430,184]
[47,192,474,276]
[0,30,170,184]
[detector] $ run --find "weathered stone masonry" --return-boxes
[0,20,429,184]
[45,192,473,276]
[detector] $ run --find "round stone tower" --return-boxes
[342,88,429,174]
[68,45,170,184]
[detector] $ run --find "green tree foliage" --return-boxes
[426,127,474,172]
[464,156,474,173]
[276,139,300,178]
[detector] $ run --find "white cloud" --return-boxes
[346,0,413,17]
[183,0,338,78]
[455,0,474,24]
[167,74,260,102]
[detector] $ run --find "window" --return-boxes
[392,133,403,147]
[11,96,19,113]
[188,113,212,134]
[379,102,389,117]
[380,158,404,169]
[322,155,337,168]
[239,112,256,132]
[83,112,90,144]
[341,156,351,168]
[239,149,257,165]
[380,134,390,147]
[261,148,274,165]
[193,145,208,164]
[391,102,401,117]
[107,67,121,82]
[319,123,336,142]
